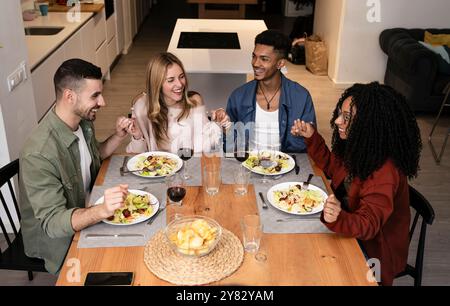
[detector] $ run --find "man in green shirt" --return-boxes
[19,59,132,274]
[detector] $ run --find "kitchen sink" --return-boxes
[24,27,64,36]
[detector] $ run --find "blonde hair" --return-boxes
[145,52,199,146]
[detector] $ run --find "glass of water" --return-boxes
[203,164,221,196]
[241,214,263,253]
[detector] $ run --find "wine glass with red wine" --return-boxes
[177,147,194,180]
[234,138,249,163]
[166,173,186,206]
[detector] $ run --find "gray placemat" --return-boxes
[221,153,315,185]
[105,155,202,187]
[254,175,332,234]
[78,182,167,248]
[221,154,331,234]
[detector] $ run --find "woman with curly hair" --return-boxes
[291,82,422,285]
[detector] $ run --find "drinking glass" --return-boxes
[241,215,263,253]
[177,147,194,180]
[203,165,221,196]
[234,138,249,163]
[166,173,186,206]
[257,149,275,184]
[234,165,251,195]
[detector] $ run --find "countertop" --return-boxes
[167,19,267,74]
[48,3,104,13]
[24,12,94,71]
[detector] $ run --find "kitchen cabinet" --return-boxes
[31,46,65,120]
[64,30,83,61]
[106,13,118,67]
[96,39,109,78]
[81,17,96,64]
[94,9,107,50]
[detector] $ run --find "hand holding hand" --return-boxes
[101,184,128,219]
[323,194,342,223]
[291,119,315,139]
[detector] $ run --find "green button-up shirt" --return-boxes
[19,109,102,274]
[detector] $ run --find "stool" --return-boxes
[428,82,450,164]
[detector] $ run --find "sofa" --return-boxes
[379,28,450,112]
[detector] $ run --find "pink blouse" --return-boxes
[126,94,222,154]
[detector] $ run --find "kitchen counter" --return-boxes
[168,18,267,74]
[48,3,104,13]
[24,12,93,71]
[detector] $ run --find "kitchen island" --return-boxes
[167,18,267,110]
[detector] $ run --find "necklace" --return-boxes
[259,82,281,110]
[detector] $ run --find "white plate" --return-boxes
[267,182,327,216]
[242,150,295,176]
[94,189,160,225]
[126,151,183,178]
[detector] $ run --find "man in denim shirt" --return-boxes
[19,59,132,274]
[224,30,316,153]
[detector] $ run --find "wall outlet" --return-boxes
[7,62,27,93]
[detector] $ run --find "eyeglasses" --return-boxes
[337,108,352,124]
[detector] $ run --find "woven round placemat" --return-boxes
[144,228,244,285]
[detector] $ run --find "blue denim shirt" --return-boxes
[225,73,316,153]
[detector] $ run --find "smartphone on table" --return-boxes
[84,272,134,286]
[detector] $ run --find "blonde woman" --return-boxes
[126,52,229,154]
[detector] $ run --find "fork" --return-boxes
[303,173,314,189]
[276,217,318,222]
[147,204,166,225]
[120,156,130,176]
[258,192,269,209]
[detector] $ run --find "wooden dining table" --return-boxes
[56,154,375,286]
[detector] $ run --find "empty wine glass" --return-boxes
[257,149,275,184]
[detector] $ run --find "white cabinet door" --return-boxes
[64,30,82,61]
[81,17,96,64]
[94,8,107,50]
[31,46,65,121]
[107,35,118,67]
[106,13,116,43]
[95,41,109,77]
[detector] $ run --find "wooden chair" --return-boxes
[396,185,435,286]
[0,159,47,281]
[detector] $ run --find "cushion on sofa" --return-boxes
[419,41,450,75]
[424,31,450,47]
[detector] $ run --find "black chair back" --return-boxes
[397,185,435,286]
[0,159,47,281]
[0,159,21,247]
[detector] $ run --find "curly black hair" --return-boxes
[330,82,422,181]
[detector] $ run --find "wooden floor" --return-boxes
[1,0,449,285]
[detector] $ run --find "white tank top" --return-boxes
[73,126,92,197]
[251,103,281,151]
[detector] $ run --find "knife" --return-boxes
[85,234,144,239]
[291,154,299,175]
